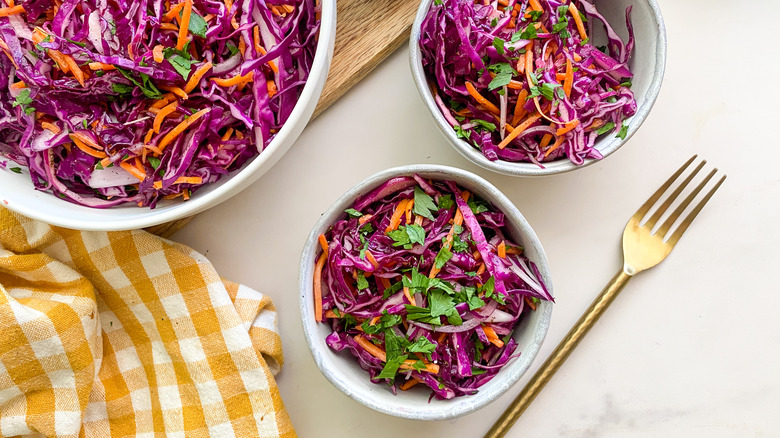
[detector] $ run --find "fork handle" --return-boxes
[484,269,633,438]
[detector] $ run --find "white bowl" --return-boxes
[0,2,336,231]
[299,164,554,420]
[409,0,667,176]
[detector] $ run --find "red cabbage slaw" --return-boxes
[419,0,636,166]
[0,0,320,208]
[313,175,553,399]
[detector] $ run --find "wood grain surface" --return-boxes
[146,0,419,239]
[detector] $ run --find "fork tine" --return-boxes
[643,160,706,229]
[663,173,726,247]
[632,155,698,221]
[657,168,717,237]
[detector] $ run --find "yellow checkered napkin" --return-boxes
[0,208,295,438]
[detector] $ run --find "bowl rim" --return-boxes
[0,0,337,231]
[409,0,667,177]
[298,164,554,420]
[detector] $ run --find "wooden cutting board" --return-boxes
[146,0,420,238]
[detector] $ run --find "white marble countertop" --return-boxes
[175,0,780,435]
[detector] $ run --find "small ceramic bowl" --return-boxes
[409,0,667,176]
[0,0,336,231]
[299,164,553,420]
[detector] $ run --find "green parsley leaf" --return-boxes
[9,167,22,174]
[488,72,512,91]
[472,119,497,132]
[595,122,616,136]
[539,82,561,101]
[492,37,505,55]
[555,86,566,100]
[82,119,89,129]
[616,123,629,140]
[405,305,441,325]
[620,80,632,88]
[437,194,454,210]
[355,272,369,290]
[527,10,543,21]
[434,246,453,270]
[413,186,438,221]
[433,0,442,5]
[467,196,490,214]
[518,24,538,40]
[34,35,51,52]
[377,353,407,380]
[344,208,363,218]
[403,267,429,293]
[165,53,194,79]
[382,281,403,299]
[188,11,209,38]
[405,224,426,246]
[429,289,454,318]
[463,287,486,310]
[117,68,162,99]
[454,125,470,139]
[388,228,411,247]
[225,41,239,57]
[408,337,437,355]
[12,89,33,108]
[108,19,117,35]
[147,156,162,170]
[95,161,104,170]
[112,83,134,94]
[451,234,469,253]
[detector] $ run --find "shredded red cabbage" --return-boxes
[419,0,636,166]
[0,0,320,208]
[316,175,552,400]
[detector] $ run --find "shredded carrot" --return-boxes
[313,252,326,322]
[162,1,185,21]
[156,107,210,152]
[403,286,414,305]
[266,79,277,97]
[528,0,543,11]
[152,45,165,63]
[177,0,192,50]
[497,241,506,258]
[152,176,202,189]
[41,121,60,134]
[354,335,440,374]
[6,0,14,7]
[324,309,340,319]
[543,135,565,157]
[150,93,176,109]
[437,332,447,344]
[182,189,191,200]
[386,198,409,232]
[476,263,486,276]
[153,102,178,133]
[556,119,580,137]
[568,2,588,41]
[88,62,115,71]
[118,161,145,181]
[69,131,101,150]
[511,89,528,126]
[281,4,294,13]
[163,192,184,200]
[524,296,537,311]
[431,191,470,278]
[539,133,553,148]
[497,113,542,149]
[414,215,423,226]
[10,81,25,89]
[211,70,254,87]
[358,214,373,225]
[71,137,106,158]
[221,127,234,141]
[99,156,112,169]
[482,325,504,348]
[159,22,178,31]
[184,61,212,93]
[0,4,24,16]
[158,85,188,99]
[64,56,86,87]
[317,234,329,255]
[573,52,583,62]
[563,58,573,97]
[505,245,523,255]
[465,81,499,115]
[524,47,535,93]
[365,250,379,269]
[404,198,414,225]
[400,378,419,391]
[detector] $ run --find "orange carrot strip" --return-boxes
[404,198,414,225]
[159,22,178,30]
[430,191,470,279]
[313,252,326,322]
[403,286,414,305]
[482,325,505,348]
[0,4,24,16]
[505,245,523,255]
[385,198,409,232]
[153,102,178,133]
[152,45,164,63]
[266,79,277,98]
[70,137,106,158]
[88,62,115,71]
[41,121,60,134]
[324,309,340,319]
[544,135,565,157]
[151,176,203,189]
[497,241,506,258]
[238,36,246,57]
[156,107,210,151]
[476,263,486,275]
[465,81,499,115]
[69,132,101,150]
[400,378,419,391]
[524,46,535,92]
[354,335,440,374]
[162,1,185,21]
[10,81,25,89]
[358,214,373,225]
[281,4,294,13]
[119,161,145,181]
[365,250,379,269]
[563,58,573,97]
[524,296,537,311]
[568,2,588,41]
[318,235,329,256]
[211,70,254,87]
[539,133,553,148]
[150,93,176,109]
[158,85,188,99]
[64,56,86,87]
[511,89,528,126]
[144,129,154,145]
[184,61,212,93]
[497,113,542,149]
[176,0,192,50]
[528,0,542,11]
[556,119,580,137]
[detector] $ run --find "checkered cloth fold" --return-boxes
[0,208,295,438]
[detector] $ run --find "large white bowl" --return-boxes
[299,165,554,420]
[0,2,336,231]
[409,0,666,176]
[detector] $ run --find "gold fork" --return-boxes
[485,155,726,438]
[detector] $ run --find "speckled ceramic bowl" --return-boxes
[409,0,667,176]
[299,164,553,420]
